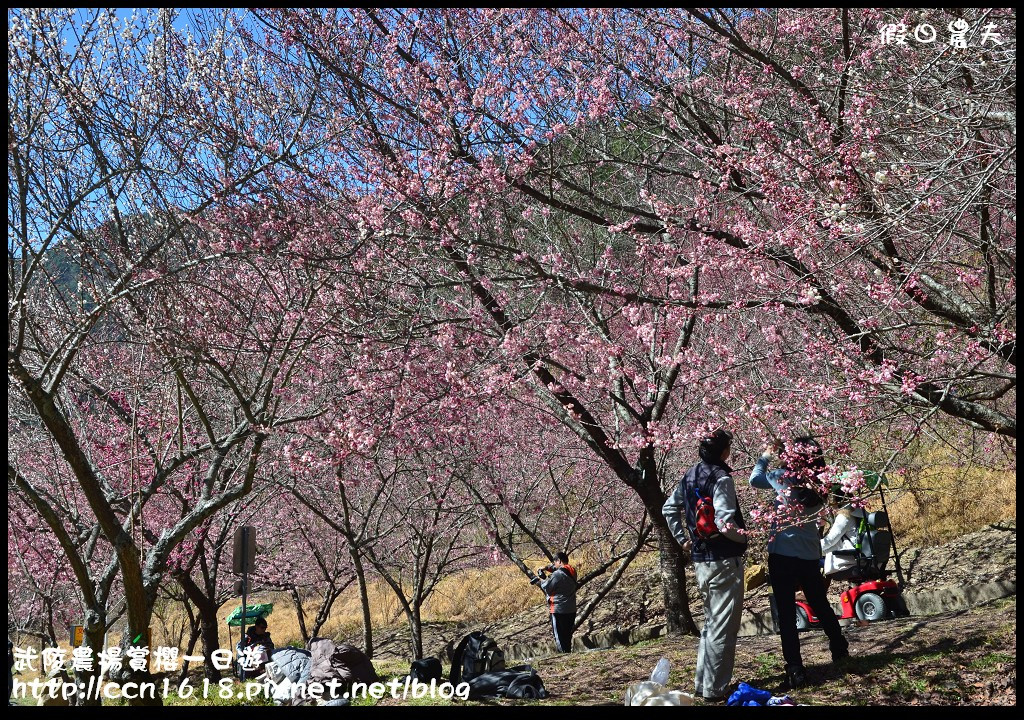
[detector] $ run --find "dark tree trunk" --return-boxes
[198,611,221,682]
[654,521,698,634]
[350,549,374,658]
[635,470,699,635]
[290,586,310,645]
[406,603,424,660]
[176,615,203,685]
[109,631,161,706]
[72,619,105,707]
[44,598,59,649]
[310,583,348,640]
[174,573,222,681]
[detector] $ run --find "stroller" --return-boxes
[794,507,910,629]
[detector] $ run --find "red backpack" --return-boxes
[693,488,721,540]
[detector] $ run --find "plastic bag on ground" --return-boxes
[625,681,667,706]
[271,676,294,704]
[641,690,694,706]
[624,680,695,706]
[650,657,671,685]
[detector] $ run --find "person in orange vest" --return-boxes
[531,552,577,653]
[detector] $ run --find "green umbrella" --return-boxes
[226,603,274,627]
[862,470,888,490]
[835,470,888,494]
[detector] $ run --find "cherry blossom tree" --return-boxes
[460,395,653,629]
[8,7,346,703]
[166,501,252,681]
[8,8,1014,673]
[7,497,88,648]
[252,7,1014,632]
[258,493,357,646]
[8,246,334,700]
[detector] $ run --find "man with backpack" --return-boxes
[662,429,748,703]
[530,552,577,653]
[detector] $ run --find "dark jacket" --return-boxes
[243,627,275,653]
[663,460,747,562]
[308,638,377,685]
[539,564,577,615]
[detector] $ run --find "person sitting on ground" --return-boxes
[240,617,275,676]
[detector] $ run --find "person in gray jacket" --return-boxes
[662,428,748,703]
[530,552,577,652]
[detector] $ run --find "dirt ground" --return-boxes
[530,595,1016,706]
[373,594,1015,706]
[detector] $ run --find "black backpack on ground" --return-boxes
[465,665,548,700]
[449,631,505,684]
[410,657,443,683]
[506,669,548,699]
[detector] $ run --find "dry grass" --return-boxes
[147,557,551,650]
[151,552,628,650]
[423,559,547,623]
[885,446,1016,547]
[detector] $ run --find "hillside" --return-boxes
[354,518,1016,665]
[378,594,1016,706]
[368,519,1017,706]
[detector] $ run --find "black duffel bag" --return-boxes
[410,657,443,683]
[465,666,548,700]
[450,631,505,683]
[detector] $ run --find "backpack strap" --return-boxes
[449,635,472,684]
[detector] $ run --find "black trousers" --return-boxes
[768,553,847,669]
[550,613,575,653]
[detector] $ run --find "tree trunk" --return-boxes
[44,598,59,648]
[174,573,222,681]
[290,586,310,645]
[655,521,698,634]
[176,615,202,685]
[635,472,699,635]
[310,583,349,640]
[350,548,374,658]
[574,527,650,628]
[197,609,221,683]
[72,618,105,707]
[407,603,424,660]
[109,633,161,706]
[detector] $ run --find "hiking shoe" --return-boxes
[832,650,855,675]
[780,665,808,691]
[701,695,729,704]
